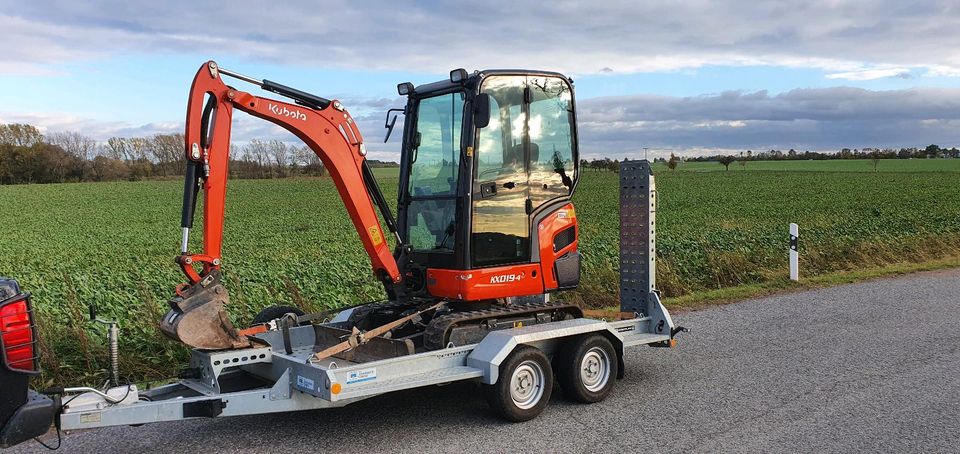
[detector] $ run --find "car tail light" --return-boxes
[0,294,38,374]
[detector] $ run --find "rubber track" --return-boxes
[423,301,582,350]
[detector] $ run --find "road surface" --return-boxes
[12,269,960,453]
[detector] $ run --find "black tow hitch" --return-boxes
[671,326,689,338]
[651,324,689,348]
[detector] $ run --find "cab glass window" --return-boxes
[527,76,575,208]
[407,92,463,251]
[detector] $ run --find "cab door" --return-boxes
[471,74,578,269]
[471,76,531,267]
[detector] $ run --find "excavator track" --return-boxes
[423,300,583,350]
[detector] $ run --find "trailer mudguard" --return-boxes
[466,318,625,384]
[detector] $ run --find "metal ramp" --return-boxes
[619,160,657,316]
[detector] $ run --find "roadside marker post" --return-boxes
[789,223,799,281]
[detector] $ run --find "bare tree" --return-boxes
[48,131,97,179]
[48,131,97,161]
[0,124,43,147]
[127,137,150,161]
[870,150,881,172]
[268,140,288,177]
[103,137,131,161]
[151,133,185,176]
[243,139,270,178]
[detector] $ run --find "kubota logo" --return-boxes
[268,103,307,121]
[490,273,524,284]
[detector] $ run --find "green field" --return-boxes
[2,158,959,384]
[651,158,960,173]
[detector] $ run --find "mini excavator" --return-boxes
[161,61,587,352]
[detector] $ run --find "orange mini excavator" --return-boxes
[161,61,585,351]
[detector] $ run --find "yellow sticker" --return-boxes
[465,146,474,157]
[368,226,384,246]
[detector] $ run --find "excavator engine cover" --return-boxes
[160,270,248,350]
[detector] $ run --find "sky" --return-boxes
[1,0,959,161]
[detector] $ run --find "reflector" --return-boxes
[0,297,36,373]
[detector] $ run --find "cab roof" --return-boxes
[411,69,573,96]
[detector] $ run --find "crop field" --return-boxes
[651,158,960,173]
[1,159,959,384]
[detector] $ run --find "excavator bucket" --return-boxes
[159,270,248,350]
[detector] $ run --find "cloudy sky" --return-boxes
[1,0,959,160]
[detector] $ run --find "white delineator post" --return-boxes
[789,223,799,281]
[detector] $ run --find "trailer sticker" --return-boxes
[296,375,315,391]
[80,412,102,424]
[346,367,377,384]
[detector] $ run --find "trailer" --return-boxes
[1,161,681,449]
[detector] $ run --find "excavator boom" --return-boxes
[161,61,402,350]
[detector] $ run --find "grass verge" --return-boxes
[661,254,960,311]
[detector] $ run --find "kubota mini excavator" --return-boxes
[161,61,586,352]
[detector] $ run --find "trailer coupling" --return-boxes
[671,326,689,338]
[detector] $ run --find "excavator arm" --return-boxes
[178,61,402,285]
[161,61,403,350]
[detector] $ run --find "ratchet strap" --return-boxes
[309,302,443,363]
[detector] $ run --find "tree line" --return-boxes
[0,123,388,185]
[690,146,960,170]
[580,145,960,172]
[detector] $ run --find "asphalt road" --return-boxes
[12,269,960,453]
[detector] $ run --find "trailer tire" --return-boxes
[557,334,617,403]
[484,346,553,422]
[251,305,304,326]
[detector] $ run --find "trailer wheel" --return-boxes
[251,305,304,325]
[484,346,553,422]
[558,334,618,403]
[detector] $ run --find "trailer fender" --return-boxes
[466,318,624,385]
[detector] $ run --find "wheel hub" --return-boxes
[510,360,545,409]
[580,348,611,392]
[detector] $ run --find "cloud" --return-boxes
[576,87,960,158]
[825,68,912,80]
[2,1,960,76]
[0,111,180,137]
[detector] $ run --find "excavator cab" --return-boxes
[396,71,581,301]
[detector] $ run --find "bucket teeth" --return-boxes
[159,270,248,350]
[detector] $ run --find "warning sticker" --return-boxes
[346,368,377,384]
[368,226,384,247]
